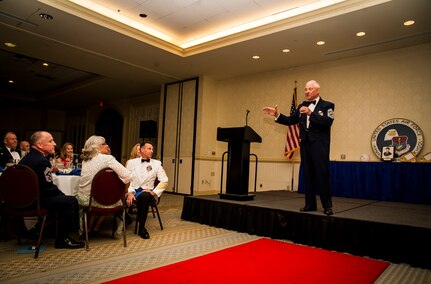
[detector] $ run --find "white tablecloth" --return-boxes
[52,175,81,196]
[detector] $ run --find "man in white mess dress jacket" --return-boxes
[125,141,168,239]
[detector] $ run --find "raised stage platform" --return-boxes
[181,190,431,269]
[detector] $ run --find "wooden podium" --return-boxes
[217,126,262,201]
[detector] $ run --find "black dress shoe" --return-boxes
[55,237,85,249]
[138,229,150,239]
[300,206,317,212]
[324,208,333,216]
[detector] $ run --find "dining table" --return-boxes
[52,174,81,196]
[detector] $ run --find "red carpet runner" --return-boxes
[105,238,389,283]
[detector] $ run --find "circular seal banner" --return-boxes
[371,118,424,159]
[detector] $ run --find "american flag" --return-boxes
[285,87,300,159]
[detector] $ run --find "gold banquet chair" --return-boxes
[0,164,49,258]
[83,168,127,250]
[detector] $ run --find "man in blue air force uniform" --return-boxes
[263,80,335,215]
[19,131,84,248]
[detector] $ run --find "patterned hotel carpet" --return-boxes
[0,195,259,283]
[1,194,430,284]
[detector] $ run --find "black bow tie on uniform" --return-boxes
[303,100,316,106]
[141,158,150,163]
[10,149,19,152]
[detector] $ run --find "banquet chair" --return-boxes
[0,164,49,258]
[83,168,127,250]
[134,195,164,234]
[134,179,163,234]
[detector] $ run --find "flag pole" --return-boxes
[291,159,295,191]
[291,80,297,192]
[285,80,299,191]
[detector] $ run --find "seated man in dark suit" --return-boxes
[19,131,84,249]
[0,131,21,168]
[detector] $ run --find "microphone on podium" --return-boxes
[246,109,250,126]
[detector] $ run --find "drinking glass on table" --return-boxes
[55,161,65,173]
[67,161,75,170]
[50,158,59,173]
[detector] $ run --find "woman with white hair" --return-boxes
[77,135,132,235]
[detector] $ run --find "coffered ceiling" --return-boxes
[0,0,430,109]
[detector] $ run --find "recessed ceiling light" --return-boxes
[356,32,366,37]
[39,13,54,20]
[282,49,291,53]
[139,13,147,18]
[8,80,14,84]
[252,55,260,59]
[4,42,16,48]
[316,41,325,45]
[404,20,415,26]
[42,62,49,67]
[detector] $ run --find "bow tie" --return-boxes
[10,149,19,152]
[141,158,150,163]
[303,100,316,106]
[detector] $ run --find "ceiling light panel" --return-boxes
[99,0,138,12]
[67,0,347,48]
[149,1,227,38]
